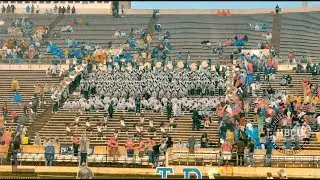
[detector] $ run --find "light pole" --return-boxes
[302,1,307,7]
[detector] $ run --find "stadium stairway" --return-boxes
[0,70,60,133]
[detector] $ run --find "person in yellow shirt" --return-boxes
[22,134,30,145]
[11,78,20,92]
[226,130,234,145]
[312,96,319,104]
[294,94,302,104]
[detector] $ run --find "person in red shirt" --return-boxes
[125,137,135,158]
[239,114,246,131]
[221,9,226,16]
[217,10,222,16]
[225,9,231,16]
[221,139,232,165]
[108,136,119,162]
[146,137,155,164]
[72,136,79,156]
[138,138,146,158]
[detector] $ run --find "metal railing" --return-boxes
[1,150,320,168]
[168,151,320,168]
[0,151,166,168]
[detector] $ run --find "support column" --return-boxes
[271,13,281,57]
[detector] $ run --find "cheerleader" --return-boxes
[85,118,93,135]
[138,114,145,131]
[168,117,177,131]
[148,116,156,136]
[74,113,81,130]
[114,129,119,140]
[120,116,128,136]
[96,123,103,141]
[65,123,73,140]
[160,122,167,137]
[134,123,143,138]
[102,113,108,129]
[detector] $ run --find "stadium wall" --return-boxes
[0,1,320,14]
[1,165,320,178]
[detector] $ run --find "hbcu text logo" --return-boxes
[268,115,308,155]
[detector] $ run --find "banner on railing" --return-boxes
[241,49,269,57]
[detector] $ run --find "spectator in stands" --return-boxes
[317,114,320,131]
[125,136,135,158]
[286,75,292,86]
[79,133,90,165]
[108,101,114,118]
[275,4,280,14]
[13,91,22,104]
[192,110,200,131]
[11,4,15,14]
[236,137,245,166]
[121,5,124,15]
[6,4,10,13]
[2,102,8,123]
[31,4,34,13]
[200,133,209,148]
[1,5,5,14]
[77,162,94,179]
[62,6,66,15]
[36,5,40,14]
[54,5,57,13]
[71,6,76,14]
[67,5,70,14]
[34,132,41,145]
[22,134,30,145]
[11,78,20,92]
[188,135,196,154]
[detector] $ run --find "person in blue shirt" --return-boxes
[13,91,22,104]
[178,52,182,60]
[26,5,30,13]
[275,5,280,14]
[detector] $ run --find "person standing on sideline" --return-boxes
[79,133,89,165]
[236,137,246,166]
[188,135,196,154]
[248,139,255,167]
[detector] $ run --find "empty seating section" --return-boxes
[280,12,320,58]
[153,14,273,62]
